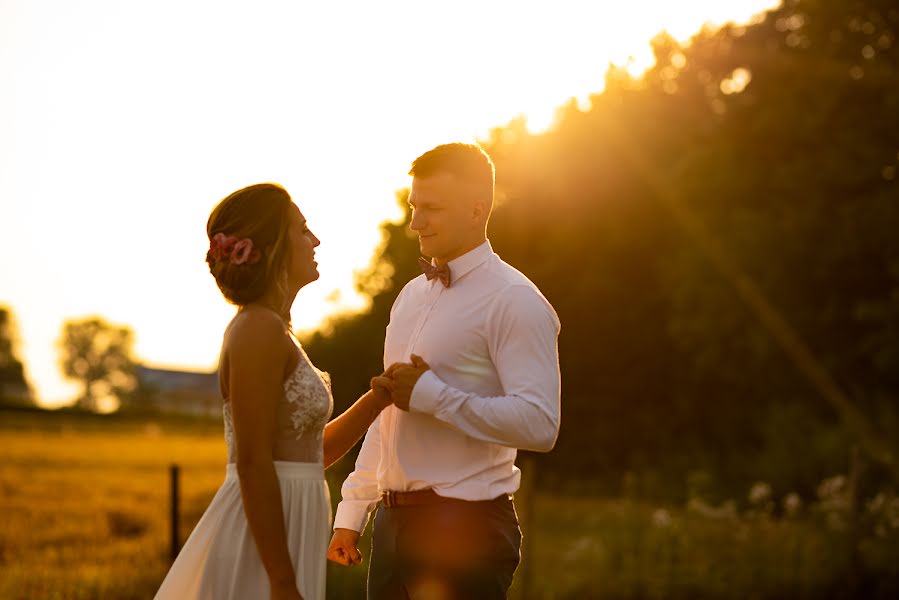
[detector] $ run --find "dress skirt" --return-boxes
[154,461,331,600]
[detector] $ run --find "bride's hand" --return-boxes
[370,373,394,408]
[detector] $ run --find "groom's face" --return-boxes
[408,172,480,263]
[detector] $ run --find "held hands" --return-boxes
[384,354,430,411]
[368,354,430,411]
[370,373,394,410]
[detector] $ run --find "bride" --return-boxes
[154,183,393,600]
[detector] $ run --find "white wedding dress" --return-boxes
[154,345,334,600]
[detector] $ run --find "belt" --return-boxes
[380,488,453,508]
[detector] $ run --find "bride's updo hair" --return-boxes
[206,183,293,306]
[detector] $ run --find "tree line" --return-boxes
[3,0,896,500]
[303,0,899,500]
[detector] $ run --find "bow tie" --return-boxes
[418,257,451,288]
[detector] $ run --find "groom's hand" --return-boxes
[388,354,430,411]
[370,374,394,409]
[327,528,362,566]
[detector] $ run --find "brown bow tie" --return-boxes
[418,257,451,288]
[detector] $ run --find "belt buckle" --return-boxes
[382,490,396,508]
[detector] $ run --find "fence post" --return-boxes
[170,463,180,562]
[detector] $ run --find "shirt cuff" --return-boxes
[409,370,447,415]
[333,501,373,533]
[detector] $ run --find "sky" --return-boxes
[0,0,779,408]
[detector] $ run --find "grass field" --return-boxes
[2,407,897,599]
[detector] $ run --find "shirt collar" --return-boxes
[437,240,494,284]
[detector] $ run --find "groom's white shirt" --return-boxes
[333,240,561,533]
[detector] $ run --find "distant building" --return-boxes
[136,365,221,417]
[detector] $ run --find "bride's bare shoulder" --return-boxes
[223,308,289,357]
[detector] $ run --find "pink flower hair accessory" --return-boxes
[208,233,262,266]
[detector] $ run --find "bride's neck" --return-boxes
[243,299,292,329]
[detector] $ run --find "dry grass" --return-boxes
[2,408,896,599]
[1,411,226,599]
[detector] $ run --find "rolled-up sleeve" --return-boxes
[410,285,561,452]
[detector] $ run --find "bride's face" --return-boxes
[285,203,320,291]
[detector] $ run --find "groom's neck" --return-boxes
[434,235,487,266]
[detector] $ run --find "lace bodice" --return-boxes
[223,346,333,464]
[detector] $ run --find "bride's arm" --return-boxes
[227,312,300,594]
[322,378,392,469]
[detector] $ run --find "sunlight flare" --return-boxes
[0,0,780,406]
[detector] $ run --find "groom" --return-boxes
[328,142,561,599]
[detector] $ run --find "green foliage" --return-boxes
[307,0,899,496]
[58,317,138,412]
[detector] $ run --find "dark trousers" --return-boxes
[367,494,522,600]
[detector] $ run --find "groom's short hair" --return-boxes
[409,143,495,202]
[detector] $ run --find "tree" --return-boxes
[59,317,137,412]
[0,306,32,406]
[304,0,899,495]
[477,0,899,490]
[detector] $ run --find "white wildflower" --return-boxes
[687,497,737,520]
[817,475,847,502]
[652,508,672,528]
[783,493,802,518]
[749,482,772,506]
